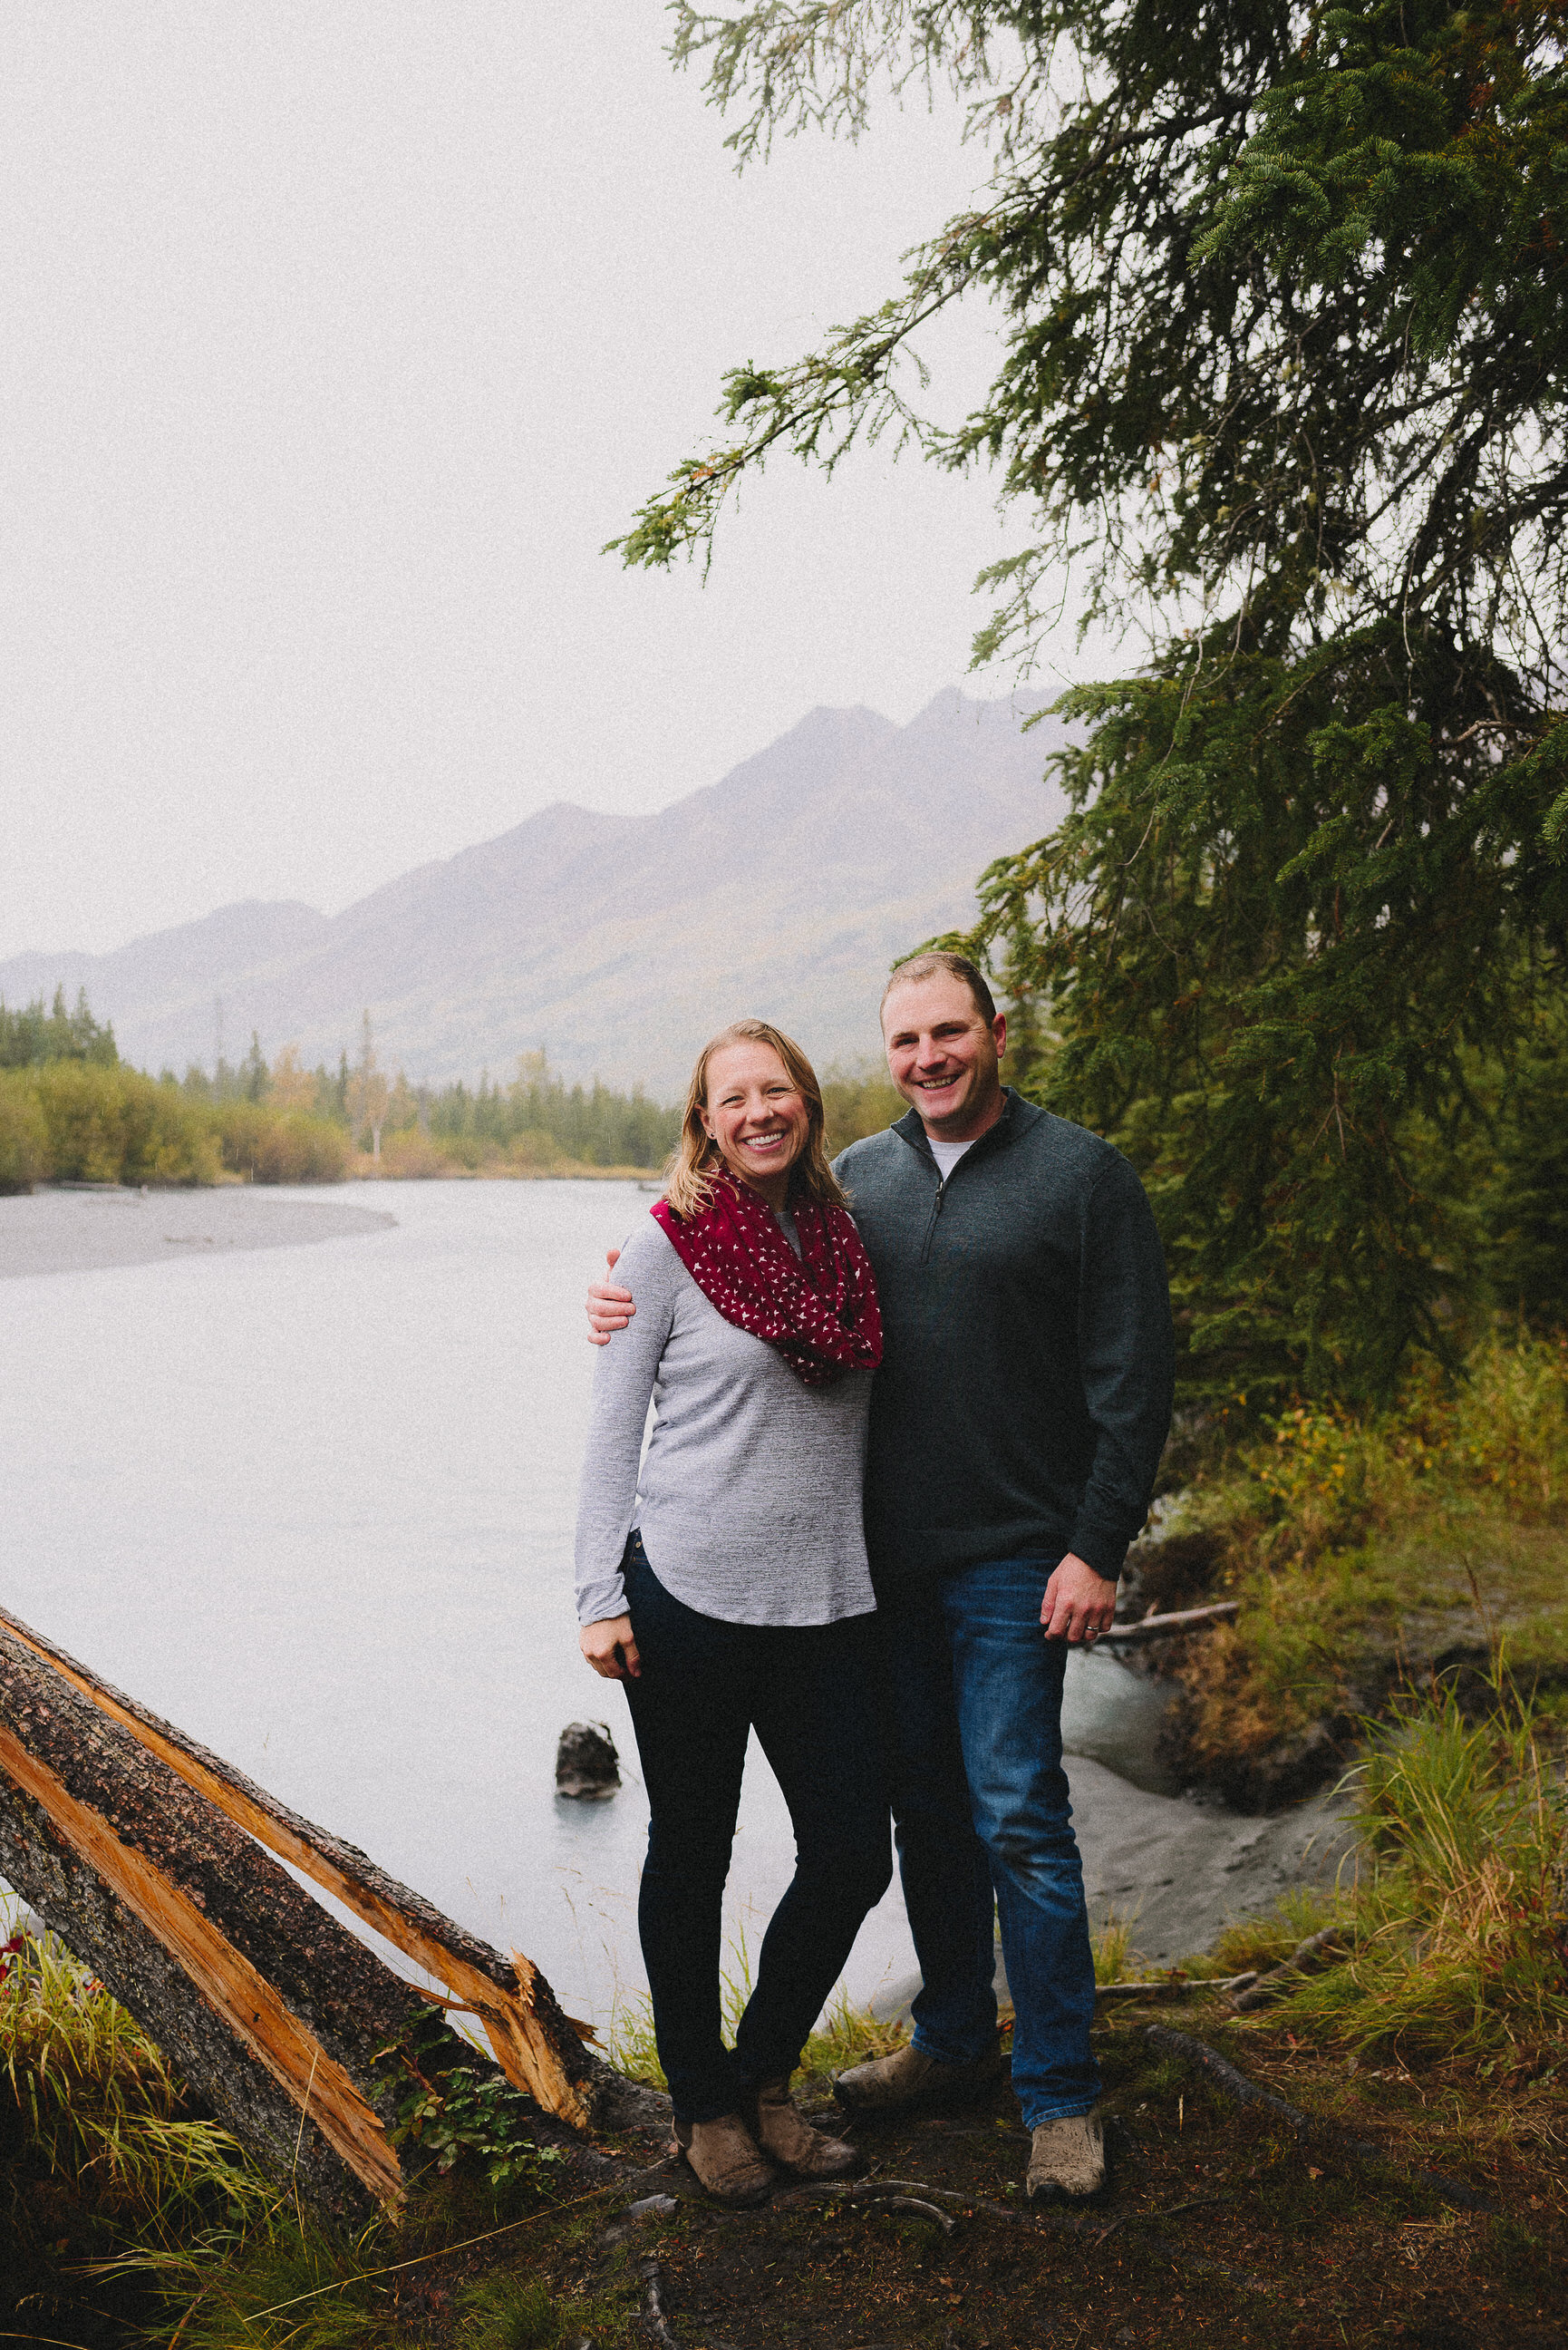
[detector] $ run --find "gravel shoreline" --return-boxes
[0,1187,396,1280]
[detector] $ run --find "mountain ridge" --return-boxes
[4,689,1068,1097]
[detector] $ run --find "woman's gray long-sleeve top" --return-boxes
[572,1211,876,1630]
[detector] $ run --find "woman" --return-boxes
[574,1018,889,2206]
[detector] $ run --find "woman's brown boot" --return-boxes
[673,2112,776,2206]
[748,2075,863,2179]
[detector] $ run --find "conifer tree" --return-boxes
[617,0,1568,1398]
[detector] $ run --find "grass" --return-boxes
[606,1931,910,2095]
[0,1906,277,2345]
[0,1908,617,2350]
[1090,1906,1147,1984]
[1181,1883,1349,1981]
[1258,1665,1568,2064]
[1152,1327,1568,1789]
[0,1914,267,2235]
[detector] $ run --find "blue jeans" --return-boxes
[876,1558,1099,2126]
[621,1535,893,2126]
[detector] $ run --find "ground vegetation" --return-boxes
[1124,1324,1568,1799]
[5,1685,1566,2350]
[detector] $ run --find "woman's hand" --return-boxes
[587,1247,634,1346]
[1040,1554,1118,1645]
[579,1613,641,1679]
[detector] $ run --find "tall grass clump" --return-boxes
[1,1917,267,2232]
[1,1914,274,2340]
[1091,1908,1146,1986]
[1263,1672,1568,2064]
[609,1933,908,2093]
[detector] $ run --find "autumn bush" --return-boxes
[1156,1332,1568,1792]
[212,1100,349,1184]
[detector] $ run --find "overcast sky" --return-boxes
[1,3,1115,958]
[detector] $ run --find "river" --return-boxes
[0,1180,1339,2032]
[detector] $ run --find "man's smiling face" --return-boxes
[880,972,1007,1141]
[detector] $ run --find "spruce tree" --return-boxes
[617,0,1568,1399]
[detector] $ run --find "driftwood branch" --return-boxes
[1232,1927,1353,2010]
[1144,2025,1312,2134]
[1103,1602,1239,1646]
[1097,1971,1258,2002]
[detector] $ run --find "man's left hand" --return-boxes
[1040,1554,1118,1645]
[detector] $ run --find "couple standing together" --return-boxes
[574,952,1174,2206]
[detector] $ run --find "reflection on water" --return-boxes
[0,1180,1173,2028]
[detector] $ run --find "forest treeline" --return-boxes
[0,990,717,1189]
[0,988,904,1190]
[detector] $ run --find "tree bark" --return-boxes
[0,1611,653,2217]
[0,1602,601,2131]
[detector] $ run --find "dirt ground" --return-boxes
[389,1996,1568,2350]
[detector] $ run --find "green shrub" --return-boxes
[457,2272,560,2350]
[0,1068,48,1191]
[31,1061,220,1186]
[1450,1333,1568,1516]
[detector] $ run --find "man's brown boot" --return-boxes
[1026,2111,1106,2201]
[748,2075,863,2179]
[673,2112,776,2206]
[833,2036,1003,2117]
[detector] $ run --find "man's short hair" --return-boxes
[880,949,998,1025]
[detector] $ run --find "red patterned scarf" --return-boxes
[652,1177,883,1388]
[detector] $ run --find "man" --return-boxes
[588,952,1173,2199]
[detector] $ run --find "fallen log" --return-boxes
[0,1612,652,2217]
[0,1601,604,2130]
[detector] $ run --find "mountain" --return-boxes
[1,689,1069,1099]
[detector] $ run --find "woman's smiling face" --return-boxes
[700,1039,811,1202]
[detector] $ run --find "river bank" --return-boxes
[0,1185,396,1279]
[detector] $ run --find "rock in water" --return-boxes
[557,1721,620,1800]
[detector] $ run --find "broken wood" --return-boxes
[1096,1971,1258,2003]
[0,1600,603,2132]
[0,1611,654,2217]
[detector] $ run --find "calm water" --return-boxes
[0,1180,1168,2032]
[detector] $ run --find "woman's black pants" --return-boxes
[620,1534,893,2126]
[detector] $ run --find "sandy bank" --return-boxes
[1070,1753,1351,1963]
[0,1188,396,1280]
[873,1761,1351,2019]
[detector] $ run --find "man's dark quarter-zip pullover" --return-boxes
[834,1090,1175,1583]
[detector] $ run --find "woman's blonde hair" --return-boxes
[664,1018,847,1219]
